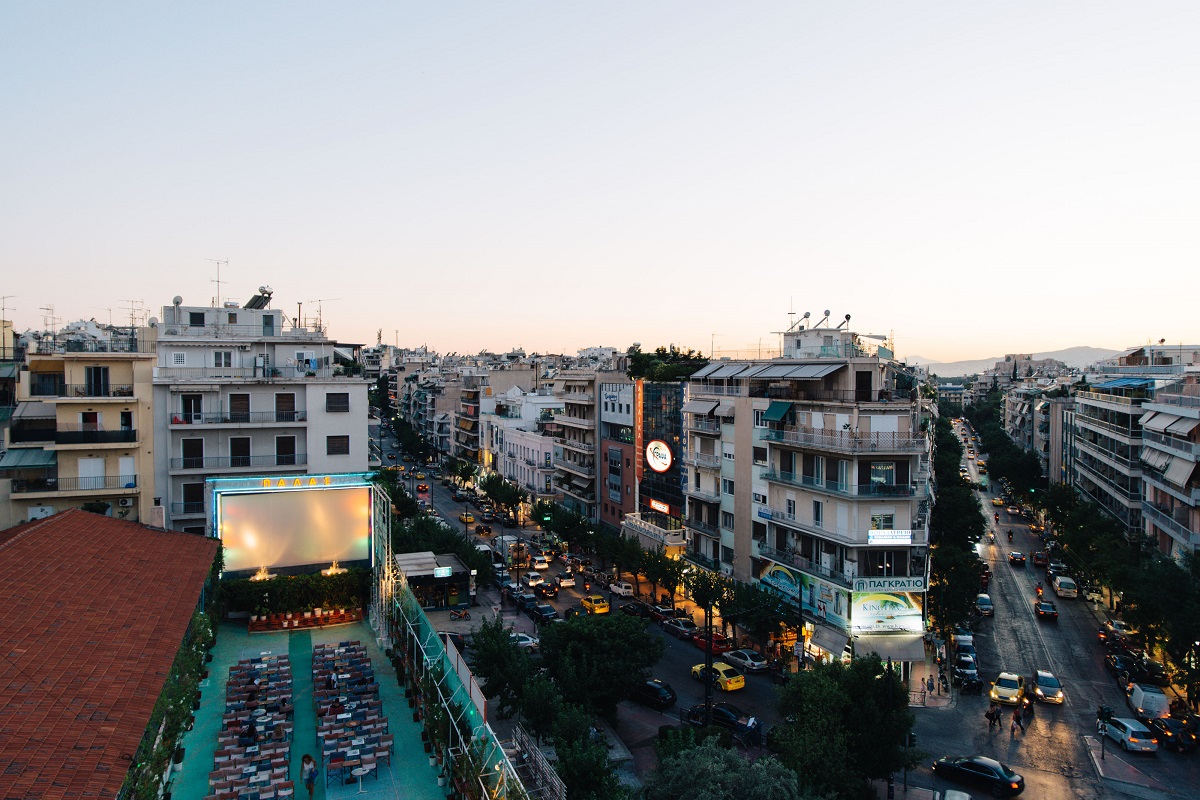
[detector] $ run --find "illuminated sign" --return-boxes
[433,566,453,578]
[867,529,913,545]
[648,498,670,514]
[851,591,925,633]
[645,440,673,473]
[853,576,926,593]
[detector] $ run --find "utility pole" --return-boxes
[206,258,228,306]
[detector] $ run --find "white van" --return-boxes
[1053,575,1078,599]
[610,581,635,597]
[1127,683,1171,721]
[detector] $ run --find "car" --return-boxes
[620,601,652,618]
[691,662,745,692]
[952,626,975,647]
[416,483,429,492]
[516,593,539,612]
[403,454,415,462]
[580,595,610,615]
[531,555,550,571]
[1147,717,1198,752]
[691,629,734,653]
[609,581,635,597]
[990,672,1025,705]
[1032,670,1064,704]
[387,453,396,460]
[1137,657,1172,688]
[955,641,978,661]
[521,571,544,588]
[1105,653,1151,687]
[563,605,586,619]
[631,678,677,710]
[535,583,559,599]
[530,604,558,624]
[990,497,1003,507]
[953,653,979,681]
[931,756,1025,797]
[396,465,407,472]
[474,524,493,536]
[459,513,475,524]
[1034,600,1058,621]
[683,702,762,741]
[975,593,994,617]
[1031,550,1049,567]
[1008,551,1026,566]
[503,581,523,599]
[510,632,540,651]
[1006,505,1021,516]
[967,453,975,460]
[1099,717,1158,753]
[414,472,426,479]
[723,649,769,673]
[650,604,683,622]
[662,618,700,639]
[555,573,576,589]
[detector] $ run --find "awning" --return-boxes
[708,364,746,379]
[691,362,723,379]
[0,363,18,379]
[1164,457,1196,488]
[1166,416,1200,436]
[809,625,849,656]
[785,364,844,379]
[715,403,735,417]
[13,402,55,420]
[1140,448,1170,470]
[1138,411,1157,426]
[0,448,58,469]
[1143,413,1180,433]
[854,633,927,663]
[1094,377,1155,389]
[763,401,793,423]
[682,399,718,415]
[750,365,797,379]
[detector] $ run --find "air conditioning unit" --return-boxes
[118,498,135,507]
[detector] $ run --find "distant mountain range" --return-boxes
[905,346,1124,378]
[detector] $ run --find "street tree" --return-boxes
[551,704,628,800]
[468,615,532,718]
[642,740,805,800]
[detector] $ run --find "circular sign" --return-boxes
[645,440,673,473]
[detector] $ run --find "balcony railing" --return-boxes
[687,416,723,434]
[1075,390,1147,407]
[689,452,721,469]
[170,411,308,425]
[687,517,719,537]
[757,544,852,588]
[1142,430,1200,457]
[684,485,722,503]
[170,502,206,516]
[155,366,334,381]
[169,454,308,470]
[1142,502,1199,546]
[554,457,596,477]
[10,474,137,494]
[687,385,746,397]
[9,426,55,443]
[562,392,594,404]
[27,337,155,354]
[761,469,852,496]
[762,426,926,454]
[555,437,596,453]
[552,413,592,429]
[30,383,136,398]
[683,550,720,571]
[623,513,687,547]
[1150,391,1200,409]
[55,428,138,445]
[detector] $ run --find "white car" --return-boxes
[522,571,544,588]
[556,573,576,588]
[1099,717,1158,753]
[610,581,635,597]
[952,626,975,647]
[723,649,769,673]
[509,632,540,651]
[531,555,550,571]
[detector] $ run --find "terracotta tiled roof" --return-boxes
[0,508,218,800]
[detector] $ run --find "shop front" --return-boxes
[394,551,473,610]
[850,575,929,680]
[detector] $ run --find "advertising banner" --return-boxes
[759,562,850,632]
[850,591,925,634]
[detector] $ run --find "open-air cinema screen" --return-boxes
[219,486,371,573]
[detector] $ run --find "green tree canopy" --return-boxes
[625,345,709,382]
[538,613,664,718]
[467,615,532,718]
[642,740,806,800]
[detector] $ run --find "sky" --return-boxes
[2,2,1197,362]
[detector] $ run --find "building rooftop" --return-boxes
[0,510,218,800]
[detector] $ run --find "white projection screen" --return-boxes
[219,487,371,573]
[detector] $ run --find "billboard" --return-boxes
[210,473,374,574]
[850,591,925,634]
[759,562,851,632]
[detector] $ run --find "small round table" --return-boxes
[351,766,372,794]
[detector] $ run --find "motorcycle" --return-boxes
[450,608,471,621]
[953,669,984,694]
[1007,530,1014,542]
[1035,583,1044,599]
[988,532,996,544]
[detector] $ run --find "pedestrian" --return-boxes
[986,701,1000,729]
[1011,706,1024,735]
[927,675,936,693]
[301,753,318,799]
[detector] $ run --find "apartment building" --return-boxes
[599,382,636,534]
[1046,397,1075,485]
[549,370,626,520]
[1,327,156,529]
[455,368,536,466]
[485,389,566,519]
[151,289,368,534]
[619,381,689,558]
[683,320,932,670]
[1137,377,1200,558]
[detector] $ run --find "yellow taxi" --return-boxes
[459,512,475,524]
[396,465,406,473]
[992,497,1004,507]
[691,662,745,691]
[581,595,611,614]
[415,472,426,479]
[990,672,1025,705]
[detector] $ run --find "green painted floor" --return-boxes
[174,620,444,800]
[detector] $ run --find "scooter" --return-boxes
[1007,530,1014,542]
[450,608,471,621]
[989,532,996,544]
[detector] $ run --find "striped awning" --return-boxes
[0,448,57,469]
[763,401,793,423]
[682,399,718,415]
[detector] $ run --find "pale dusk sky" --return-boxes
[2,3,1196,361]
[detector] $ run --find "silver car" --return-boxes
[723,649,769,673]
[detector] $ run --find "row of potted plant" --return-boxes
[220,569,369,618]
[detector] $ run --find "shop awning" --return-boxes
[682,399,718,415]
[763,401,793,423]
[0,363,18,379]
[1143,413,1180,433]
[809,625,849,656]
[0,448,57,469]
[854,633,927,663]
[1166,416,1200,436]
[1164,457,1196,488]
[13,402,55,420]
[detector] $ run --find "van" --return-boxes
[1053,575,1078,599]
[1126,683,1171,721]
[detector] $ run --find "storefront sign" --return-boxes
[759,563,851,632]
[648,498,670,514]
[852,576,926,593]
[433,566,453,578]
[867,529,913,545]
[645,440,673,473]
[850,591,925,633]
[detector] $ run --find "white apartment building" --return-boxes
[1137,377,1200,559]
[151,289,368,534]
[684,320,933,669]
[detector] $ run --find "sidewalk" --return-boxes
[1082,735,1179,800]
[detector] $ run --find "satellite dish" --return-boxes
[148,317,159,327]
[172,296,183,306]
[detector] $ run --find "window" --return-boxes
[813,500,824,528]
[213,351,232,368]
[786,498,796,517]
[721,546,734,564]
[721,511,735,529]
[871,513,895,530]
[752,521,767,542]
[230,437,251,467]
[813,456,825,484]
[327,435,350,456]
[724,450,735,461]
[722,478,735,495]
[227,312,237,324]
[870,462,895,485]
[275,436,297,466]
[752,492,767,505]
[172,352,186,365]
[326,393,350,413]
[189,312,205,327]
[754,409,766,428]
[753,446,767,466]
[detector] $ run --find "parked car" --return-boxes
[609,581,635,597]
[931,756,1024,797]
[1127,683,1171,722]
[1098,717,1158,753]
[1031,551,1049,567]
[1105,653,1151,687]
[620,601,652,618]
[662,618,700,639]
[683,702,762,741]
[581,595,610,615]
[651,605,686,622]
[691,662,745,692]
[516,593,539,612]
[691,629,734,653]
[952,626,975,647]
[723,649,769,673]
[509,632,540,651]
[1147,717,1198,752]
[975,593,994,617]
[530,604,558,624]
[953,653,979,681]
[631,678,677,710]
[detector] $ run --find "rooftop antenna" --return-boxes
[92,307,114,327]
[206,258,228,306]
[306,298,339,333]
[121,299,146,328]
[39,304,60,336]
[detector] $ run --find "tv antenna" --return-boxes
[121,299,146,328]
[206,258,228,306]
[306,298,339,332]
[39,304,60,336]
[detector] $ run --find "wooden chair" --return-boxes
[373,747,390,767]
[276,783,293,799]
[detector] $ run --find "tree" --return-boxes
[479,473,529,525]
[468,615,532,718]
[773,656,916,799]
[642,740,806,800]
[519,672,562,744]
[551,704,628,800]
[538,613,663,718]
[625,344,709,382]
[684,570,733,718]
[454,459,478,489]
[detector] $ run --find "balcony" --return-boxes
[687,385,746,397]
[562,392,594,405]
[757,544,852,588]
[170,501,206,516]
[9,425,55,444]
[554,457,596,478]
[170,411,308,426]
[684,485,722,503]
[169,454,308,471]
[10,474,138,494]
[682,550,720,571]
[762,426,926,454]
[555,437,596,454]
[31,383,136,399]
[687,417,723,435]
[1142,430,1200,458]
[1142,502,1199,547]
[559,483,596,503]
[623,513,687,548]
[154,367,334,381]
[54,426,138,446]
[761,468,852,497]
[553,413,592,430]
[689,452,721,469]
[687,517,719,538]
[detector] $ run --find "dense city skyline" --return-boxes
[3,3,1196,360]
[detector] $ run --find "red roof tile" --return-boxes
[0,508,218,800]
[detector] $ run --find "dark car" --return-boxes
[564,605,586,619]
[931,756,1024,797]
[682,702,762,743]
[1031,550,1049,567]
[535,583,559,599]
[516,592,539,612]
[1148,717,1198,752]
[1137,657,1172,687]
[530,604,558,624]
[620,601,652,618]
[631,679,677,710]
[1034,600,1058,621]
[1105,653,1150,686]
